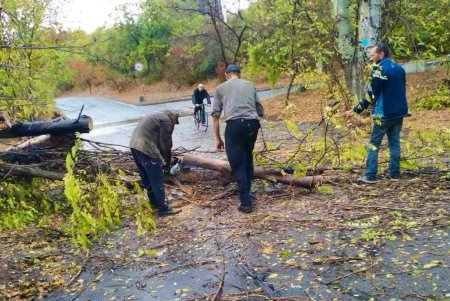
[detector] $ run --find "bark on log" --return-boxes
[0,163,64,180]
[181,154,322,188]
[0,115,93,139]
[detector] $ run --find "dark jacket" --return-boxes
[353,57,408,121]
[192,88,211,105]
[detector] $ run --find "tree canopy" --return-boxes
[1,0,449,119]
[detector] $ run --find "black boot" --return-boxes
[238,205,252,213]
[158,207,182,217]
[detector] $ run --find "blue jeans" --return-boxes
[225,119,260,207]
[131,148,169,210]
[365,118,403,180]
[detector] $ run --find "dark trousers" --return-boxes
[131,148,168,210]
[225,119,260,206]
[366,118,403,180]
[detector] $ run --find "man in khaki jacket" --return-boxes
[129,110,181,217]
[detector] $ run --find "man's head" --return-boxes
[370,43,390,63]
[163,110,180,124]
[224,64,241,80]
[198,84,204,91]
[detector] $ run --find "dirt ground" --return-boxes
[262,67,450,131]
[1,68,449,300]
[60,77,289,106]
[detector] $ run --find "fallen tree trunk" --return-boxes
[0,115,93,139]
[181,154,322,188]
[6,134,52,151]
[5,134,76,152]
[0,162,64,180]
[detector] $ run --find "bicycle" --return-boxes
[193,103,208,131]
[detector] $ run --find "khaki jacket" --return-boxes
[129,112,174,165]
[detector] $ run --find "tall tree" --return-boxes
[245,0,334,103]
[382,0,450,59]
[332,0,384,98]
[173,0,249,65]
[0,0,71,120]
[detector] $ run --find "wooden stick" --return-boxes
[67,254,89,287]
[0,162,64,180]
[211,237,226,301]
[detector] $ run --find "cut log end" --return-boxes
[87,117,94,131]
[0,111,13,128]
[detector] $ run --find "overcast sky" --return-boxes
[56,0,250,33]
[55,0,140,33]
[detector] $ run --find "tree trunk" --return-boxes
[333,0,383,99]
[208,1,228,66]
[232,25,247,64]
[0,116,93,139]
[357,0,384,96]
[286,70,298,105]
[333,0,357,98]
[0,162,64,180]
[182,154,322,188]
[358,0,383,55]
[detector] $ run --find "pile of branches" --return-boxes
[0,136,197,181]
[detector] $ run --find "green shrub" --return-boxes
[0,179,61,230]
[164,44,218,85]
[415,84,450,110]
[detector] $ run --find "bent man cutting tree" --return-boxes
[129,110,182,217]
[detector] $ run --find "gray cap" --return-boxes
[163,110,180,124]
[225,64,240,73]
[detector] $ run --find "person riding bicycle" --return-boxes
[192,84,211,124]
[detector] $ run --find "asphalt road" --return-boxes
[56,88,288,152]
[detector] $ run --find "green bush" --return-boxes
[164,44,219,85]
[415,84,450,110]
[0,179,63,230]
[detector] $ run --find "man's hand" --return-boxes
[212,117,223,152]
[216,139,224,151]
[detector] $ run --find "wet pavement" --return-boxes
[44,169,450,301]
